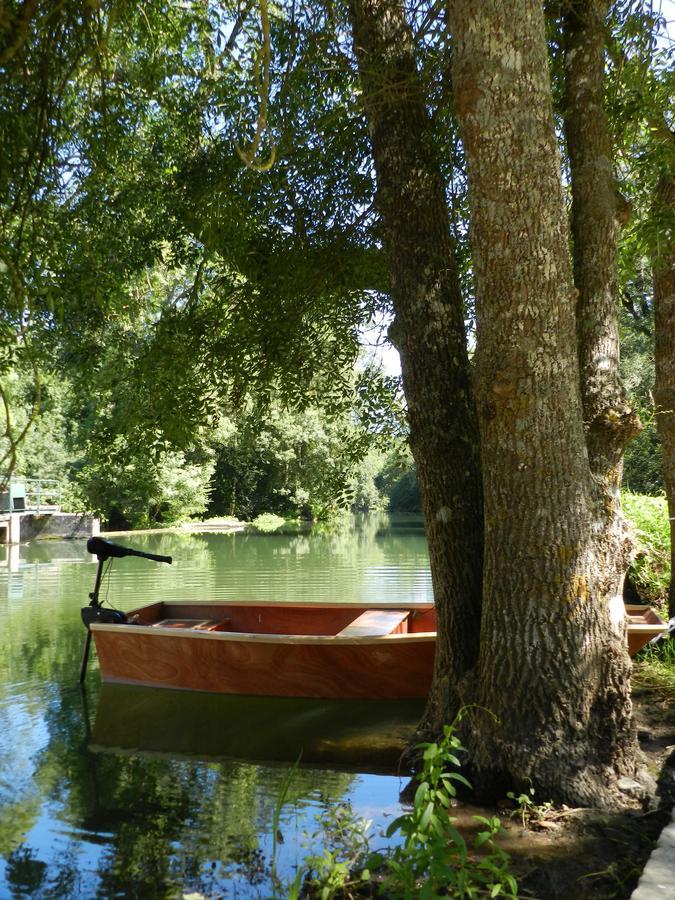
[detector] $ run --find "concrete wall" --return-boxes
[0,514,21,544]
[16,513,100,542]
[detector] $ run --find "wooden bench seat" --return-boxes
[152,618,230,631]
[337,609,409,638]
[191,620,226,631]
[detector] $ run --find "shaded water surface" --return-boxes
[0,514,432,898]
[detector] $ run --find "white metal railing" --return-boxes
[0,477,62,513]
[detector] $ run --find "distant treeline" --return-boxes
[5,319,662,530]
[5,368,421,528]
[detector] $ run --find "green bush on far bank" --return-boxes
[623,491,671,604]
[250,513,287,532]
[376,447,421,513]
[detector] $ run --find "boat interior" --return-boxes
[624,603,670,655]
[118,601,665,649]
[125,602,438,637]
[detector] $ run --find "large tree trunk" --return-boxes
[561,0,640,680]
[562,0,640,480]
[348,0,484,726]
[653,173,675,619]
[447,0,638,806]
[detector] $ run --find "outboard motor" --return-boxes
[79,537,172,683]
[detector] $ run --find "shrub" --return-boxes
[623,491,671,603]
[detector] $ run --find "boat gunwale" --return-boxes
[625,623,669,633]
[91,600,667,645]
[131,599,435,611]
[90,623,437,645]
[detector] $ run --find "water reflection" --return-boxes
[91,684,424,772]
[0,545,20,574]
[0,515,430,897]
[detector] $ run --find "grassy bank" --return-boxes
[623,491,671,605]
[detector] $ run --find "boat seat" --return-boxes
[153,619,212,629]
[337,609,409,638]
[191,620,226,631]
[152,618,231,632]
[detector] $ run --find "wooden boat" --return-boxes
[89,600,438,700]
[624,604,670,655]
[81,539,669,701]
[88,599,666,700]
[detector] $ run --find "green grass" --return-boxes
[622,491,671,604]
[633,637,675,699]
[249,513,287,532]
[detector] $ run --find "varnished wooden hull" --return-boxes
[625,604,670,655]
[89,599,665,699]
[90,601,436,700]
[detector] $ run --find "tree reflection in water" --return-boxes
[0,520,428,896]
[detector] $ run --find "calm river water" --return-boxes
[0,514,432,898]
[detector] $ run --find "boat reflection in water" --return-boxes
[90,683,425,772]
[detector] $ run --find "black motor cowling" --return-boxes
[81,606,127,628]
[87,536,172,564]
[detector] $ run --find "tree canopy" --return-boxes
[1,0,674,805]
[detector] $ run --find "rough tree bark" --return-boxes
[562,0,640,690]
[348,0,484,726]
[562,0,640,481]
[447,0,639,805]
[653,172,675,619]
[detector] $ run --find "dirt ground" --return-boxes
[492,682,675,899]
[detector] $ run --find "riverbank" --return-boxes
[501,679,675,899]
[281,674,674,899]
[102,516,246,537]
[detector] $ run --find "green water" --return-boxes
[0,514,432,898]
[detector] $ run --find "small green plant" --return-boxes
[381,717,519,899]
[271,715,519,899]
[250,512,287,532]
[505,783,554,829]
[302,801,374,899]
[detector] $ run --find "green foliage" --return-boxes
[620,309,664,496]
[74,445,214,530]
[376,447,421,514]
[348,449,387,512]
[9,371,73,480]
[251,513,287,532]
[382,721,517,900]
[302,801,373,900]
[7,353,386,528]
[608,4,672,500]
[623,421,664,498]
[265,715,518,899]
[623,491,671,602]
[208,401,376,522]
[0,0,389,489]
